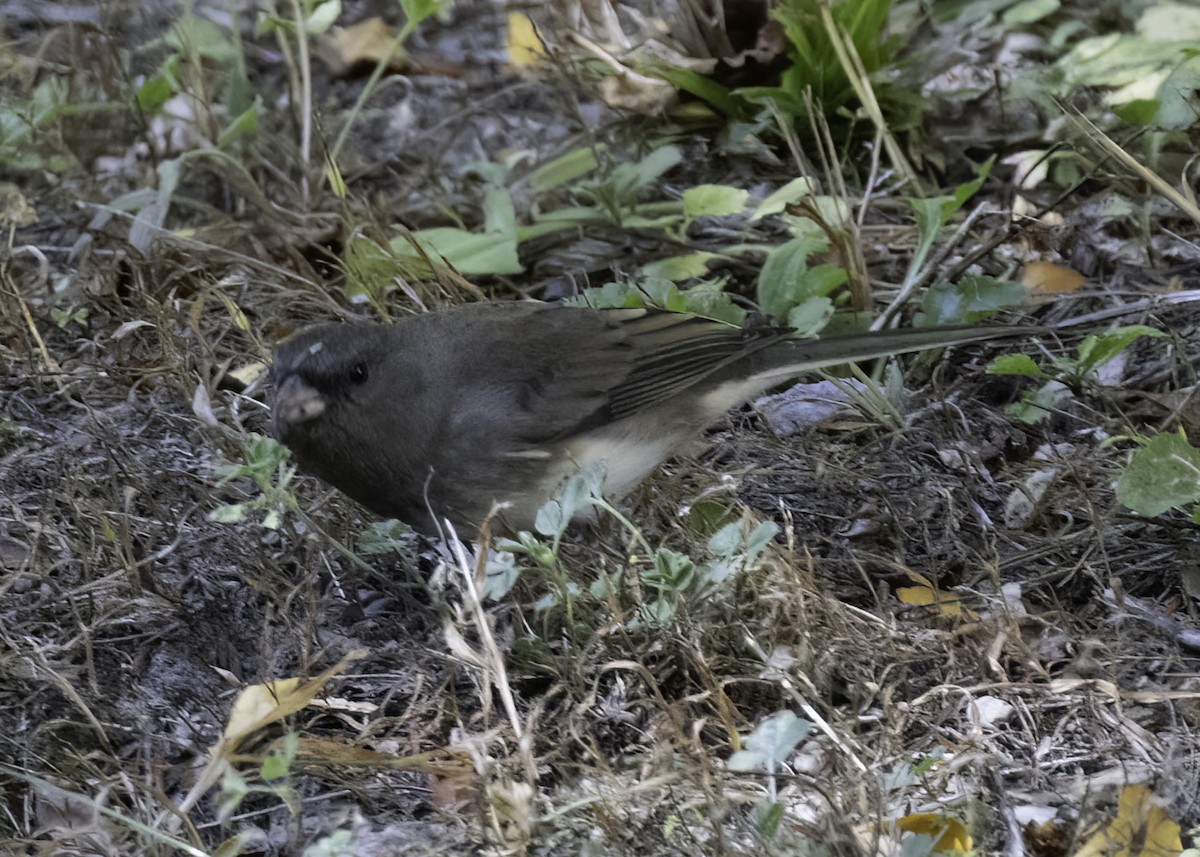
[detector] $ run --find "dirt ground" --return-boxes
[2,1,1199,855]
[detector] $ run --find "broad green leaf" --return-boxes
[786,295,834,336]
[209,504,247,523]
[706,523,743,557]
[986,353,1043,377]
[950,156,994,213]
[304,0,341,35]
[599,145,683,206]
[728,711,813,772]
[638,278,688,311]
[571,281,648,309]
[647,65,741,116]
[343,233,398,302]
[682,184,749,219]
[1006,381,1070,424]
[1137,2,1200,41]
[400,0,448,25]
[1155,56,1200,129]
[641,252,718,282]
[391,227,522,275]
[529,145,601,192]
[1003,0,1060,25]
[357,519,413,555]
[556,465,605,523]
[919,275,1028,325]
[750,177,817,222]
[645,548,694,589]
[756,233,829,322]
[482,186,517,235]
[165,14,240,61]
[136,71,175,114]
[743,521,780,564]
[1116,431,1200,517]
[1075,324,1165,376]
[533,501,566,538]
[1115,98,1161,125]
[682,283,745,325]
[482,551,521,600]
[218,96,261,147]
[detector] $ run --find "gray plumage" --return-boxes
[271,301,1038,532]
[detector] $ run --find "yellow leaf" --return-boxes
[1022,260,1085,293]
[319,18,403,77]
[897,585,969,619]
[899,812,973,852]
[1072,784,1183,857]
[507,12,545,68]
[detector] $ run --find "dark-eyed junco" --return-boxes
[271,301,1041,533]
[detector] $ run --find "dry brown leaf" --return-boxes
[173,649,367,818]
[0,182,37,228]
[428,752,479,812]
[318,18,404,78]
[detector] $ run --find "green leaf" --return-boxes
[208,503,247,524]
[742,521,779,564]
[797,262,846,299]
[529,145,601,192]
[756,232,829,322]
[482,551,521,600]
[785,295,834,337]
[1116,431,1200,517]
[641,252,718,282]
[482,186,517,235]
[682,184,750,219]
[1002,0,1060,25]
[706,522,743,557]
[639,278,689,312]
[645,548,695,590]
[919,275,1028,325]
[136,72,175,114]
[646,64,741,116]
[304,0,341,35]
[754,800,785,838]
[682,283,745,325]
[1006,381,1070,424]
[357,519,413,555]
[1115,98,1161,125]
[400,0,448,26]
[343,233,399,303]
[950,156,994,212]
[637,598,676,626]
[728,711,813,772]
[392,227,522,275]
[750,177,818,222]
[556,465,605,522]
[260,750,290,780]
[571,281,648,309]
[218,96,261,147]
[596,145,683,208]
[1075,324,1165,376]
[534,500,566,538]
[166,13,240,61]
[986,353,1044,377]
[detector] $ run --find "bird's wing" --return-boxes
[600,310,777,421]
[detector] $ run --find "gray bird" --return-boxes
[271,301,1039,533]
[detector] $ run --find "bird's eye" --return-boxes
[349,362,369,384]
